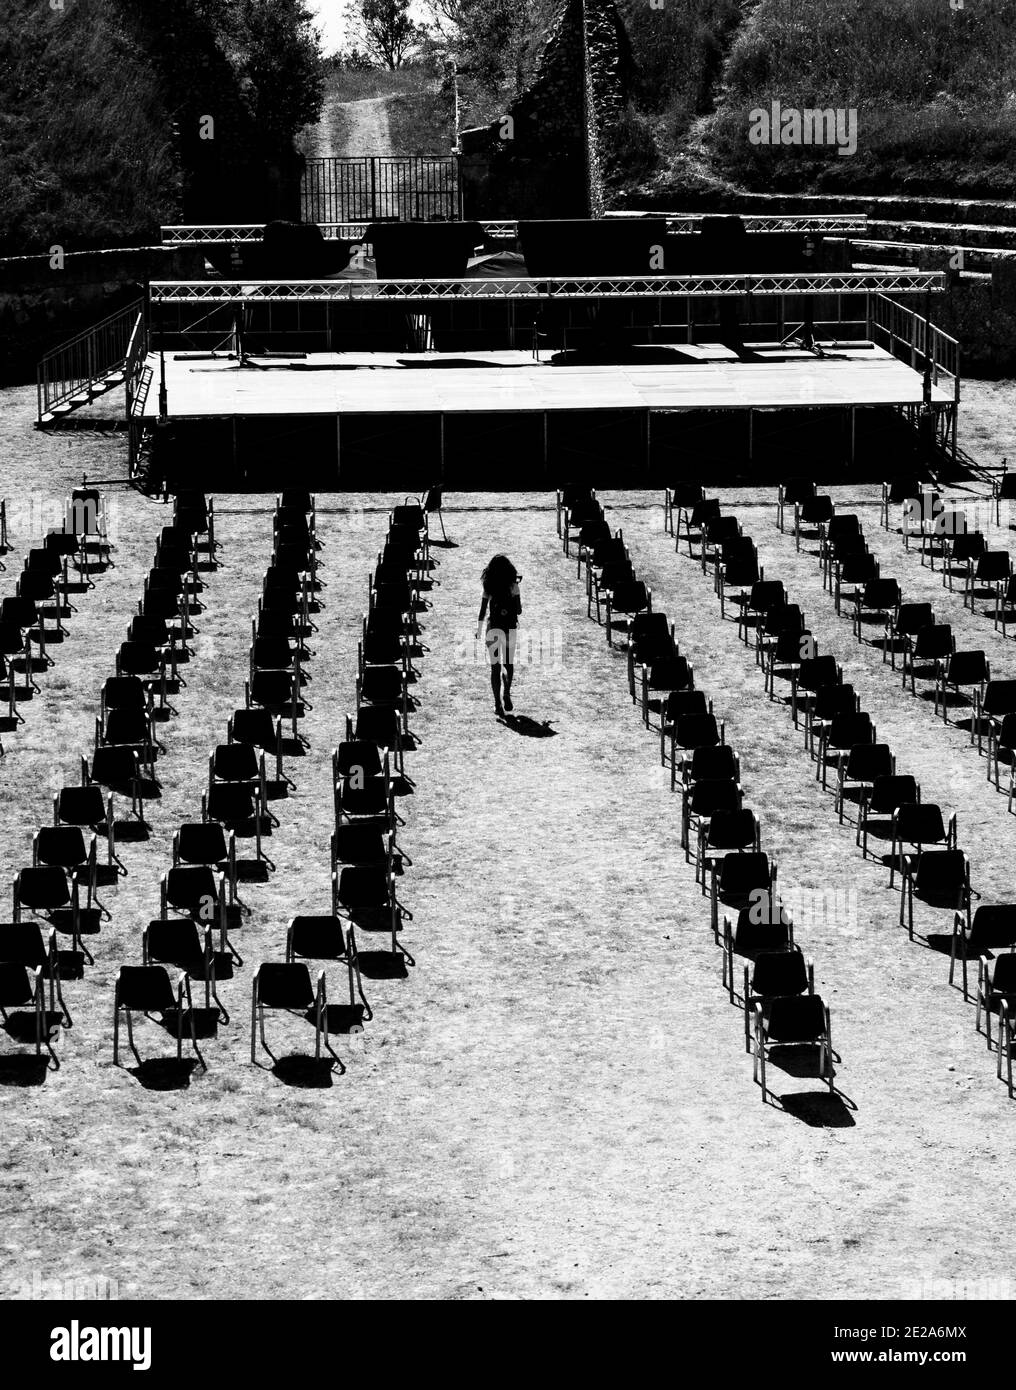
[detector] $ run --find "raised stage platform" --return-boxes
[142,344,958,490]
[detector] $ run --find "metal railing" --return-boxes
[606,212,869,234]
[150,271,946,304]
[36,298,147,423]
[301,156,459,225]
[869,293,960,402]
[161,220,518,246]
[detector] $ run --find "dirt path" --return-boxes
[304,89,394,160]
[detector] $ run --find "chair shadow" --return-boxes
[430,538,458,549]
[357,950,409,980]
[0,1053,49,1086]
[127,1057,201,1090]
[923,932,955,957]
[234,858,272,884]
[777,1091,857,1127]
[270,1054,340,1087]
[499,714,557,738]
[318,1003,366,1035]
[113,819,152,843]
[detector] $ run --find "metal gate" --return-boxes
[301,156,459,225]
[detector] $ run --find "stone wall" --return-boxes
[459,0,631,220]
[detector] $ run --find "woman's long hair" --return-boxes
[482,554,518,595]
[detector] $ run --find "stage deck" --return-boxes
[145,345,953,420]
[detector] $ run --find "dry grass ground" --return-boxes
[0,380,1015,1300]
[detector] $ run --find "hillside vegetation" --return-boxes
[0,0,325,256]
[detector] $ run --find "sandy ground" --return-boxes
[0,381,1014,1299]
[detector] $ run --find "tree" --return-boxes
[357,0,421,69]
[217,0,327,143]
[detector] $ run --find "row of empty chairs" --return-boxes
[563,484,836,1101]
[0,490,219,1067]
[0,483,113,755]
[114,489,319,1069]
[787,485,1016,809]
[684,485,1016,1098]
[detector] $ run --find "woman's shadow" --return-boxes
[499,713,557,738]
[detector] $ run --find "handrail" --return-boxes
[36,297,147,423]
[124,311,148,417]
[870,293,960,403]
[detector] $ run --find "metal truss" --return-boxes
[606,212,868,234]
[150,270,945,303]
[161,221,519,246]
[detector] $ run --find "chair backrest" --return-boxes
[826,712,874,748]
[116,965,176,1012]
[255,961,313,1009]
[650,656,691,693]
[773,628,810,663]
[688,745,738,782]
[946,650,988,685]
[0,921,48,969]
[894,802,946,845]
[212,743,259,783]
[813,684,857,720]
[609,581,650,615]
[844,743,894,781]
[895,602,934,637]
[205,784,257,824]
[229,708,277,750]
[102,675,147,711]
[868,774,919,814]
[800,495,834,524]
[16,866,70,911]
[951,532,985,561]
[89,747,139,789]
[997,712,1016,747]
[913,624,953,660]
[826,514,862,543]
[748,580,786,614]
[103,709,150,746]
[796,655,839,692]
[117,642,160,676]
[689,498,722,528]
[968,905,1016,951]
[706,809,758,850]
[982,681,1016,719]
[976,551,1012,581]
[56,785,106,828]
[763,603,803,636]
[763,994,827,1043]
[165,864,217,914]
[129,615,171,647]
[718,852,772,895]
[914,850,967,892]
[176,822,228,866]
[689,779,741,817]
[333,823,389,866]
[674,713,719,748]
[750,947,808,997]
[781,478,815,505]
[35,826,87,868]
[334,741,386,779]
[862,578,901,610]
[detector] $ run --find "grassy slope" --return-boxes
[300,66,453,160]
[1,379,1016,1296]
[618,0,1016,201]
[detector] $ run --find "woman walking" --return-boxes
[476,553,522,717]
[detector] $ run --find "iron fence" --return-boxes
[301,156,459,225]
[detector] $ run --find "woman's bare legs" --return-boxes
[502,663,514,712]
[490,662,504,715]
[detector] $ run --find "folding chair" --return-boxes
[419,483,446,542]
[626,613,676,700]
[700,516,741,576]
[665,706,723,789]
[251,963,328,1063]
[805,683,859,757]
[949,904,1016,1003]
[836,743,895,824]
[161,865,239,964]
[742,946,813,1052]
[856,773,919,860]
[228,706,287,789]
[13,866,99,965]
[992,465,1016,529]
[348,706,412,778]
[815,711,874,790]
[764,626,813,701]
[333,863,410,959]
[941,530,985,591]
[589,557,635,623]
[722,904,794,1003]
[32,827,100,915]
[901,623,953,698]
[753,992,833,1099]
[710,851,776,939]
[0,921,69,1027]
[641,655,692,728]
[681,776,742,857]
[605,580,651,649]
[113,965,200,1068]
[663,482,703,537]
[919,508,967,571]
[993,574,1016,635]
[755,603,803,671]
[832,550,878,617]
[0,962,49,1063]
[174,823,238,908]
[287,915,372,1023]
[899,849,971,941]
[246,671,305,744]
[680,497,721,558]
[794,494,834,552]
[144,920,228,1025]
[889,803,956,887]
[209,743,271,823]
[356,664,411,739]
[881,473,921,530]
[83,748,147,826]
[738,580,786,646]
[95,708,159,779]
[981,956,1016,1052]
[958,544,1006,607]
[886,601,934,670]
[976,679,1016,756]
[789,654,839,729]
[777,478,814,533]
[718,557,761,621]
[935,650,988,727]
[986,711,1016,793]
[696,809,761,891]
[819,514,863,584]
[852,577,900,644]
